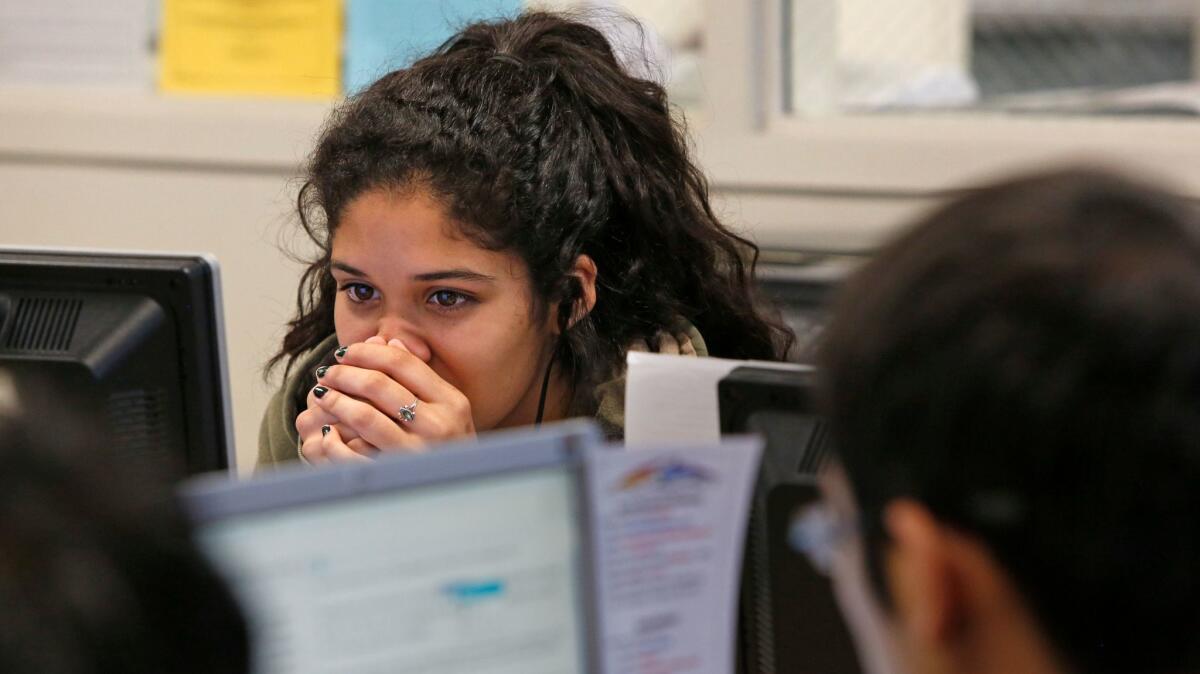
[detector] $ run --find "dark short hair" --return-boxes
[818,168,1200,674]
[0,374,250,674]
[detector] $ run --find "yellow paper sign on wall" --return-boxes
[160,0,342,98]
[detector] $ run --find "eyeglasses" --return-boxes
[788,501,859,575]
[790,490,1029,575]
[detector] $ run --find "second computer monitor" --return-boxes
[0,247,233,475]
[720,366,861,674]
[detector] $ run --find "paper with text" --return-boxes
[588,438,763,674]
[160,0,341,98]
[0,0,151,87]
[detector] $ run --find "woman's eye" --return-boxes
[429,290,471,309]
[343,283,378,303]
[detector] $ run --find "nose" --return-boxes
[375,318,432,363]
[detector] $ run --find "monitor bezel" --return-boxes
[181,419,605,674]
[0,244,236,471]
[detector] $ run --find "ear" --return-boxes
[881,500,967,649]
[560,254,598,331]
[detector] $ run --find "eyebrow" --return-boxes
[330,261,495,284]
[330,261,369,277]
[412,269,497,283]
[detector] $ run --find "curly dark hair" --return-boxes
[270,11,792,406]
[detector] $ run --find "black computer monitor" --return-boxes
[756,253,860,364]
[0,248,233,475]
[720,366,861,674]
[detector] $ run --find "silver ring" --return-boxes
[297,441,310,465]
[397,399,419,423]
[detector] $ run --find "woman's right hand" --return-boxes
[298,335,479,466]
[295,384,377,465]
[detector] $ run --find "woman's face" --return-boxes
[329,186,558,431]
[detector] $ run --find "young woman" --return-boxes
[258,12,792,467]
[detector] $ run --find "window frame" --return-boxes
[697,0,1200,199]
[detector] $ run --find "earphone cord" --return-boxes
[534,343,557,427]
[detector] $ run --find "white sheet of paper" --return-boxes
[0,0,152,87]
[624,352,807,446]
[587,437,763,674]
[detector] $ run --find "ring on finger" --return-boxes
[397,399,419,424]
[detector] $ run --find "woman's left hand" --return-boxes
[309,336,476,453]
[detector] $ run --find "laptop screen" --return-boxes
[195,465,588,674]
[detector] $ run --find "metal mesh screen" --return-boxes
[786,0,1200,116]
[974,0,1194,97]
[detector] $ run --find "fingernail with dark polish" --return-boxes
[321,425,331,437]
[335,346,348,359]
[313,385,328,399]
[315,365,329,379]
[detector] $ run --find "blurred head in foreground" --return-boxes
[814,168,1200,674]
[0,372,249,674]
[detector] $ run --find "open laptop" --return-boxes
[181,421,602,674]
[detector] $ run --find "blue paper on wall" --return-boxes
[345,0,523,94]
